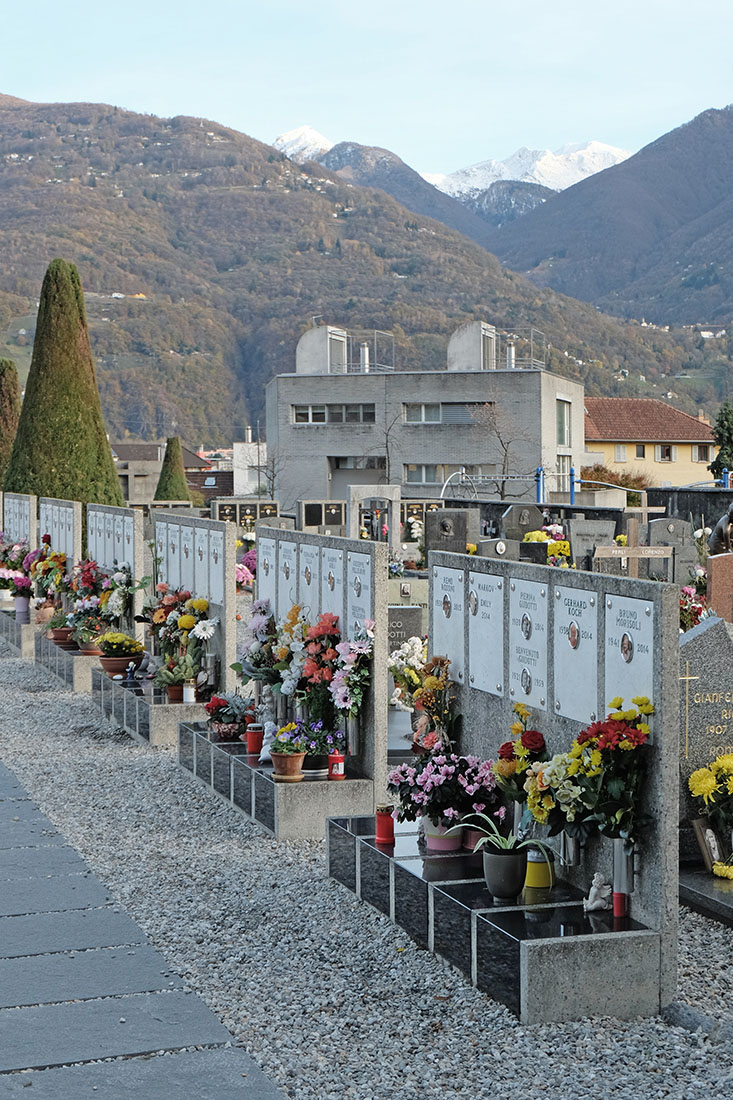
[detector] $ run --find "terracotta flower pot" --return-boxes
[51,627,73,647]
[270,750,306,783]
[167,683,184,703]
[78,642,104,657]
[99,653,144,679]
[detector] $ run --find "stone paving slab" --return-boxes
[0,844,88,879]
[0,871,111,917]
[0,991,233,1072]
[0,800,50,822]
[0,820,63,849]
[0,906,145,959]
[0,944,183,1009]
[0,1047,287,1098]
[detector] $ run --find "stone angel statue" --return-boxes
[583,872,612,912]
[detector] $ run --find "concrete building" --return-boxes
[584,398,717,487]
[265,321,586,511]
[111,443,210,505]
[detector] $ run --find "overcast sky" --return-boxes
[3,0,732,173]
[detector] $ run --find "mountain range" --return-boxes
[0,96,725,444]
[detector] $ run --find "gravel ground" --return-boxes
[1,641,733,1100]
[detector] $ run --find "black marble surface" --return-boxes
[393,861,428,948]
[435,879,585,912]
[433,886,471,971]
[358,841,391,916]
[253,770,275,832]
[212,746,232,798]
[328,821,356,892]
[395,852,483,883]
[481,905,645,942]
[231,759,252,814]
[194,734,212,784]
[680,868,733,927]
[179,727,194,774]
[136,698,150,739]
[475,915,520,1014]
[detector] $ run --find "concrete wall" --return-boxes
[266,369,586,512]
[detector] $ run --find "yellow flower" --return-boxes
[509,721,524,737]
[275,646,290,661]
[711,754,733,775]
[688,768,719,804]
[423,675,440,691]
[190,598,209,613]
[619,739,635,751]
[631,696,649,706]
[178,614,196,630]
[713,861,733,880]
[494,759,517,778]
[608,696,624,710]
[567,759,580,776]
[513,703,530,720]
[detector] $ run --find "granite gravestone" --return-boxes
[424,510,479,557]
[679,617,733,855]
[648,518,696,584]
[566,518,616,571]
[707,554,733,623]
[501,504,544,544]
[387,606,423,652]
[478,538,520,561]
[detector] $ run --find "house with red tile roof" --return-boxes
[584,398,717,486]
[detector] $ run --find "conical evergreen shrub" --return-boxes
[154,436,191,501]
[0,358,21,486]
[4,259,124,508]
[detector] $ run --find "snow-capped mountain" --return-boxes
[273,125,334,162]
[425,141,630,196]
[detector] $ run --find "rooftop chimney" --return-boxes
[360,341,370,373]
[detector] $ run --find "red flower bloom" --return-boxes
[521,729,545,753]
[498,740,516,760]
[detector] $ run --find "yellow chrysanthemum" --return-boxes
[711,754,733,775]
[631,696,649,706]
[178,614,196,630]
[509,721,524,737]
[713,861,733,880]
[608,696,624,710]
[190,598,209,613]
[513,703,530,719]
[494,759,517,778]
[688,768,719,804]
[423,675,440,691]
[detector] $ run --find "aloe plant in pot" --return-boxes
[448,811,553,903]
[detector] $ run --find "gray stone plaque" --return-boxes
[679,618,733,798]
[298,543,320,617]
[553,584,599,723]
[167,524,181,589]
[180,529,195,591]
[566,518,616,571]
[508,578,548,710]
[346,551,372,637]
[388,606,423,652]
[468,570,504,696]
[501,504,544,543]
[278,541,298,615]
[194,528,209,595]
[209,530,224,604]
[257,537,277,611]
[432,566,465,683]
[155,522,167,584]
[604,594,654,704]
[320,546,344,620]
[104,513,114,570]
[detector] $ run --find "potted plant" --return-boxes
[97,632,145,678]
[269,721,307,782]
[450,811,553,902]
[48,608,74,647]
[204,692,250,740]
[388,752,488,851]
[154,652,197,702]
[295,718,346,779]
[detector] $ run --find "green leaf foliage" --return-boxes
[709,399,733,478]
[154,435,190,501]
[0,357,21,483]
[3,259,124,507]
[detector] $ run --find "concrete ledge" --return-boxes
[91,668,206,748]
[520,929,661,1023]
[35,633,98,692]
[0,609,38,659]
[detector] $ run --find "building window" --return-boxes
[635,444,646,459]
[404,403,441,423]
[614,444,627,462]
[332,456,385,470]
[404,463,439,484]
[556,400,571,447]
[556,454,571,493]
[654,444,677,462]
[693,444,710,462]
[292,403,375,424]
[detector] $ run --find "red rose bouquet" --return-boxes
[492,703,549,804]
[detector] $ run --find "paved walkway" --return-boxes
[0,760,285,1098]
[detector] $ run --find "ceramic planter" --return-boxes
[302,753,329,780]
[422,818,463,852]
[78,642,104,656]
[209,721,241,741]
[270,751,306,783]
[99,653,143,679]
[482,848,528,902]
[167,683,184,703]
[14,595,30,624]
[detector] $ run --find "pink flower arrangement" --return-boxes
[329,619,375,718]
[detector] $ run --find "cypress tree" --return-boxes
[709,399,733,479]
[4,259,124,507]
[154,436,191,501]
[0,358,21,486]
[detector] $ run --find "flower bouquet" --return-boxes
[298,611,342,729]
[679,585,712,632]
[330,619,375,719]
[491,703,550,804]
[234,598,279,684]
[272,604,310,696]
[387,635,426,712]
[204,692,251,738]
[689,753,733,877]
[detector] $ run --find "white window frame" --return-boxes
[654,444,677,462]
[404,402,441,424]
[556,399,572,448]
[692,444,710,463]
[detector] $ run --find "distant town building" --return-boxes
[584,398,717,487]
[265,320,586,510]
[111,442,210,504]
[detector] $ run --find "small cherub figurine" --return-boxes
[583,871,612,912]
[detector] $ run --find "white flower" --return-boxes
[191,617,219,641]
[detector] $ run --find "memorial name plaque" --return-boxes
[604,594,654,702]
[553,585,599,722]
[104,513,115,571]
[508,579,547,710]
[167,525,181,589]
[209,530,224,604]
[299,543,320,617]
[432,567,465,682]
[468,570,504,696]
[278,541,298,613]
[257,537,277,611]
[347,552,372,637]
[321,546,344,619]
[155,522,167,584]
[194,528,210,594]
[388,606,423,652]
[180,529,195,591]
